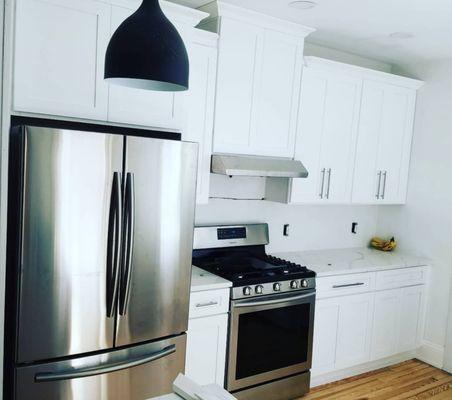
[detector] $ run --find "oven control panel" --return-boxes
[234,278,316,300]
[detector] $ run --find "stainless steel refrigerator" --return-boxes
[5,123,198,400]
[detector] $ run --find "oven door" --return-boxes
[227,290,315,392]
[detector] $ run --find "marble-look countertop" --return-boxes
[272,247,430,277]
[191,265,232,292]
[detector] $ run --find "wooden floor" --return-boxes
[300,359,452,399]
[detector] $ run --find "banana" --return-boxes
[370,236,397,252]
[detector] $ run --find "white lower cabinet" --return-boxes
[335,293,374,369]
[313,268,427,377]
[186,314,228,386]
[186,288,229,386]
[397,285,424,353]
[371,289,400,360]
[371,285,425,360]
[313,293,373,375]
[312,298,340,374]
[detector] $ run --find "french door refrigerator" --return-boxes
[5,123,198,400]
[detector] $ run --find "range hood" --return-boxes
[211,154,308,178]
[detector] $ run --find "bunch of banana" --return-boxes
[370,236,397,252]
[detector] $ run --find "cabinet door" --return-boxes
[398,286,424,353]
[183,42,217,204]
[371,289,400,360]
[336,293,374,369]
[375,84,416,203]
[352,80,416,204]
[250,30,303,158]
[291,68,361,203]
[312,298,340,375]
[107,6,183,130]
[213,18,260,155]
[185,314,228,387]
[14,0,110,120]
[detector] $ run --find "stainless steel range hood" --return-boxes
[211,154,308,178]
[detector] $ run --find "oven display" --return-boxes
[217,227,246,240]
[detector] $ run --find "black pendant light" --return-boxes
[104,0,189,91]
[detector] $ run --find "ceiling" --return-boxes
[171,0,452,65]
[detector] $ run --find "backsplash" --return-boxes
[195,200,378,253]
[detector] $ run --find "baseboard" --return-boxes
[311,351,417,388]
[416,340,445,369]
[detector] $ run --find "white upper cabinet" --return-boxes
[13,0,209,133]
[250,30,303,157]
[291,66,362,203]
[13,0,111,120]
[182,34,218,204]
[213,5,312,158]
[107,5,184,130]
[352,80,419,204]
[213,19,260,154]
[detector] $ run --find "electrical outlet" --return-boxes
[283,224,290,237]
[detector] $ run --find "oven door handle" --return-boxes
[234,291,315,308]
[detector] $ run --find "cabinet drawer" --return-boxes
[189,289,230,319]
[376,267,426,290]
[317,273,375,299]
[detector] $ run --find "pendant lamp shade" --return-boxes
[104,0,189,91]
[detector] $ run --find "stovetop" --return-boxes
[192,248,316,287]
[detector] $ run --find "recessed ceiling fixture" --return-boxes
[289,1,317,10]
[389,32,414,40]
[104,0,189,92]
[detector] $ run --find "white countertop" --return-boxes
[148,395,181,400]
[272,247,430,277]
[191,265,232,292]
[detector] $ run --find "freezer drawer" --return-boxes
[15,335,186,400]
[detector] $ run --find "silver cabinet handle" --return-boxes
[326,168,332,199]
[332,283,365,289]
[382,171,387,200]
[376,171,382,199]
[35,345,176,382]
[319,168,326,199]
[195,301,219,308]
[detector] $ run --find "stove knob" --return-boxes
[273,283,281,292]
[301,279,308,288]
[290,280,299,289]
[255,285,264,294]
[243,287,252,296]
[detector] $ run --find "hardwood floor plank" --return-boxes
[300,360,452,400]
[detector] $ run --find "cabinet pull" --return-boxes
[382,171,387,200]
[319,168,326,199]
[376,171,382,199]
[195,301,219,308]
[332,283,365,289]
[326,168,332,199]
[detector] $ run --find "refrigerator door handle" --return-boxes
[34,344,176,383]
[106,172,122,318]
[119,172,135,316]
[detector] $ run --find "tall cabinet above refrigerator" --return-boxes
[5,123,198,400]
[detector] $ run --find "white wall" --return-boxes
[196,200,378,253]
[376,60,452,367]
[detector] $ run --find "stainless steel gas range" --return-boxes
[192,224,316,400]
